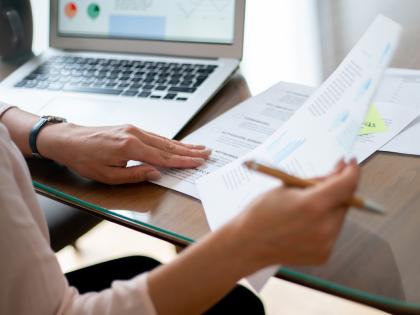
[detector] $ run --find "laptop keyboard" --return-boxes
[14,56,219,101]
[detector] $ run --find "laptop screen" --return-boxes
[58,1,236,45]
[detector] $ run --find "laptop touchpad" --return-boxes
[39,96,139,127]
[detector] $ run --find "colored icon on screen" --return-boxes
[64,2,77,19]
[87,3,100,19]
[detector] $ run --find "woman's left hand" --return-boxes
[37,123,211,184]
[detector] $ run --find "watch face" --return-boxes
[42,115,67,123]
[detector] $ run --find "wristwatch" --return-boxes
[29,115,67,158]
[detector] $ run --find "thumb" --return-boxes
[103,165,161,184]
[307,161,360,212]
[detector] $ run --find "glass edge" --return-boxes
[278,267,420,311]
[32,181,194,244]
[33,181,419,310]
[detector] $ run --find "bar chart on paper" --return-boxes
[266,136,306,165]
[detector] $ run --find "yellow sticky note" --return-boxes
[359,105,387,135]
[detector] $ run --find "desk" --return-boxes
[3,1,420,314]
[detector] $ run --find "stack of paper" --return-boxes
[152,16,419,290]
[376,68,420,155]
[196,15,402,290]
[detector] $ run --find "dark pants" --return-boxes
[65,256,265,315]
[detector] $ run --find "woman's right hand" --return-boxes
[147,160,359,315]
[234,159,360,269]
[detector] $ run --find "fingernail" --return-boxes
[202,148,212,155]
[194,145,206,149]
[193,158,206,165]
[350,157,358,165]
[147,171,162,181]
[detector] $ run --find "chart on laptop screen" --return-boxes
[58,0,236,44]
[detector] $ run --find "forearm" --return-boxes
[148,221,263,315]
[0,107,39,156]
[0,107,75,160]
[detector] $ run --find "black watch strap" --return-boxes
[29,116,67,158]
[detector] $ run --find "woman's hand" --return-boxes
[232,160,360,268]
[37,123,211,184]
[148,160,360,315]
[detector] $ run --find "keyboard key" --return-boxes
[155,85,168,91]
[47,83,64,90]
[168,86,197,93]
[63,86,123,95]
[197,68,215,74]
[36,82,49,89]
[164,93,177,100]
[150,95,162,99]
[130,83,143,89]
[143,84,154,90]
[14,81,26,88]
[122,90,138,97]
[138,91,151,98]
[23,81,37,88]
[181,80,193,86]
[176,97,188,101]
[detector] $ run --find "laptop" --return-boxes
[0,0,245,138]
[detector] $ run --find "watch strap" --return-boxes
[29,117,50,157]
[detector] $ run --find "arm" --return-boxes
[0,107,211,184]
[148,161,359,315]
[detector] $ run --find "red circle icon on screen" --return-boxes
[65,2,78,19]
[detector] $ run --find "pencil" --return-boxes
[244,160,385,215]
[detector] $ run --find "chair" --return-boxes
[38,194,101,252]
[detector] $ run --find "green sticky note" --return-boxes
[359,105,387,135]
[88,3,100,19]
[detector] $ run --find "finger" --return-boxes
[332,158,346,175]
[135,130,212,158]
[129,143,207,168]
[100,165,161,185]
[144,131,207,150]
[310,159,347,183]
[306,162,360,212]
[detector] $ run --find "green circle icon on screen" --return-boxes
[87,3,100,19]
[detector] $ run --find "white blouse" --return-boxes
[0,105,157,315]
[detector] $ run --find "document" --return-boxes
[376,68,420,155]
[354,102,419,162]
[197,15,401,291]
[152,82,313,198]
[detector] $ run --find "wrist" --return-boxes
[36,122,78,162]
[215,218,268,277]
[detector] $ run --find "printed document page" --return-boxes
[376,68,420,155]
[152,82,313,198]
[197,15,401,291]
[354,102,419,162]
[154,70,417,199]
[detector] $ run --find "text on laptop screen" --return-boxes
[58,1,236,44]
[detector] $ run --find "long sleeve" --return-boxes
[0,123,157,315]
[0,101,16,118]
